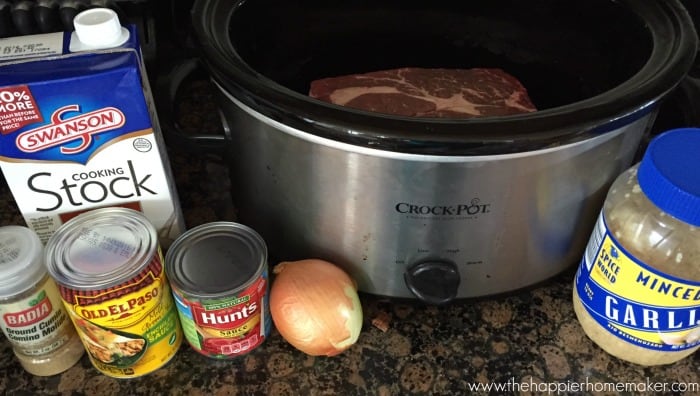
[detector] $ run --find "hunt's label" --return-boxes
[575,214,700,351]
[172,274,269,358]
[0,27,184,249]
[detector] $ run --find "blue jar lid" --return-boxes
[638,128,700,226]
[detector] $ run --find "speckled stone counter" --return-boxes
[1,79,698,396]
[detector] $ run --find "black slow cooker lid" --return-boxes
[192,0,698,155]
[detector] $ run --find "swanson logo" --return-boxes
[16,104,125,154]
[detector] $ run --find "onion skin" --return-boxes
[270,259,363,356]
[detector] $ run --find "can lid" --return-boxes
[0,226,45,298]
[638,127,700,226]
[72,8,129,50]
[45,208,158,290]
[165,222,268,298]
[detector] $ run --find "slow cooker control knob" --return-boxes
[404,260,460,304]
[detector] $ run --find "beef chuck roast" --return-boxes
[309,67,537,118]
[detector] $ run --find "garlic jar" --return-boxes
[573,128,700,366]
[0,226,84,376]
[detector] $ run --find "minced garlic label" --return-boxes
[575,215,700,351]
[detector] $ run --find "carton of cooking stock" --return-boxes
[0,8,184,249]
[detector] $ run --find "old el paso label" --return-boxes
[73,278,163,328]
[576,215,700,351]
[67,277,182,377]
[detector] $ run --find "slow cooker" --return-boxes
[186,0,698,303]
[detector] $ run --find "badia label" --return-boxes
[0,277,73,356]
[575,214,700,351]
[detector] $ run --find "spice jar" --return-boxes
[0,226,85,376]
[573,128,700,366]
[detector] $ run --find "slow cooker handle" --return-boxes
[154,57,227,157]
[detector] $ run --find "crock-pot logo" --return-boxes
[16,105,125,154]
[395,198,491,218]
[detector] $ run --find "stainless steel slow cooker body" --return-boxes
[192,0,698,303]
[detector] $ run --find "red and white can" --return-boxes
[165,222,270,359]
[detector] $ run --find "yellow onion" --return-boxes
[269,259,363,356]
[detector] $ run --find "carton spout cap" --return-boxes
[73,7,129,49]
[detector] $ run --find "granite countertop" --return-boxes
[1,78,699,396]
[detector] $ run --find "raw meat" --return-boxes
[309,67,537,118]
